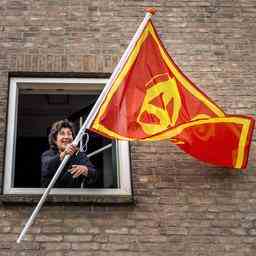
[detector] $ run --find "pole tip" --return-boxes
[145,7,157,15]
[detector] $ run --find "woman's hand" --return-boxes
[69,165,88,178]
[60,144,78,160]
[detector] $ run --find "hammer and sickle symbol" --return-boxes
[137,74,182,135]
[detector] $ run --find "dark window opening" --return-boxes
[14,92,118,189]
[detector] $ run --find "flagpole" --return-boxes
[17,8,156,243]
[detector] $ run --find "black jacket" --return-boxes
[41,148,97,188]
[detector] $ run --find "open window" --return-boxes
[3,75,132,201]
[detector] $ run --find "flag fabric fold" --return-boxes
[90,19,254,169]
[148,116,254,169]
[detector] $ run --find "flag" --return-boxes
[90,19,254,169]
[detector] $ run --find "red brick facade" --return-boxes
[0,1,255,255]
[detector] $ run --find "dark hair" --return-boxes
[48,119,76,149]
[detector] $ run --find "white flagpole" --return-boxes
[17,8,156,243]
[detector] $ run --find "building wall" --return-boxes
[0,0,256,255]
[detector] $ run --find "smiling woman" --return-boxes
[41,119,97,188]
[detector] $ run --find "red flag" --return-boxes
[90,20,255,169]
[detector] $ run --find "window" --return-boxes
[3,75,132,201]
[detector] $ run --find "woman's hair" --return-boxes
[48,119,76,149]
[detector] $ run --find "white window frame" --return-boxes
[4,77,132,197]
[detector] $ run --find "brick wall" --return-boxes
[0,0,255,255]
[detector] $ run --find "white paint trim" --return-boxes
[4,78,19,194]
[5,188,131,196]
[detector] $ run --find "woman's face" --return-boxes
[55,127,73,152]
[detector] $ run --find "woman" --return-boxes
[41,119,97,188]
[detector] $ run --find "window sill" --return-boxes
[0,194,134,205]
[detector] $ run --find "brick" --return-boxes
[63,235,92,242]
[94,234,108,243]
[73,227,100,234]
[13,242,40,250]
[105,228,128,235]
[40,242,71,250]
[35,235,63,242]
[101,243,130,251]
[248,229,256,236]
[41,226,70,233]
[109,235,137,244]
[13,251,41,256]
[0,234,19,241]
[66,252,95,256]
[37,252,63,256]
[137,235,168,243]
[164,227,189,235]
[71,242,100,250]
